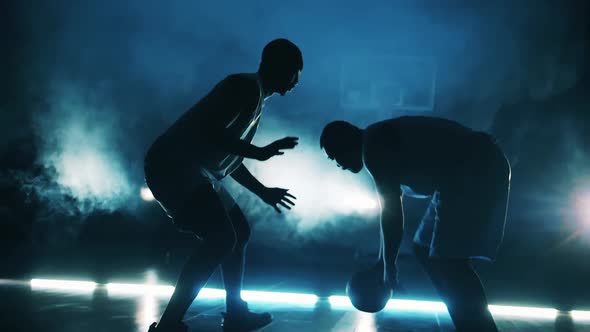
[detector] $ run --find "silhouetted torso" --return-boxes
[145,73,262,185]
[364,116,497,196]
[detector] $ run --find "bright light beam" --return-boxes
[488,305,558,320]
[241,290,318,305]
[106,283,175,297]
[329,296,559,319]
[107,284,318,305]
[386,299,448,313]
[30,278,97,292]
[106,283,226,299]
[328,296,447,313]
[571,310,590,322]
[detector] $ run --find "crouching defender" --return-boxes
[144,38,302,332]
[320,116,510,332]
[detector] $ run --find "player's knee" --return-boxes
[429,258,471,276]
[228,206,251,249]
[205,227,237,258]
[234,222,251,249]
[412,243,430,264]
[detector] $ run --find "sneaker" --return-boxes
[147,321,188,332]
[221,301,272,332]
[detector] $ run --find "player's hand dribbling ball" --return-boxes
[346,267,393,313]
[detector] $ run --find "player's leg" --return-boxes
[412,185,502,331]
[220,203,272,331]
[412,191,439,250]
[424,188,507,330]
[435,258,497,332]
[413,244,497,332]
[221,203,250,310]
[155,184,237,331]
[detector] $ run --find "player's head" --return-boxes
[258,38,303,96]
[320,121,364,174]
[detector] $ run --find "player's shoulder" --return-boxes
[363,124,389,171]
[222,74,259,95]
[363,120,400,152]
[363,120,403,177]
[220,73,260,107]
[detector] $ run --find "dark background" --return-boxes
[2,0,589,311]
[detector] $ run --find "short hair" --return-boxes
[260,38,303,73]
[320,121,358,152]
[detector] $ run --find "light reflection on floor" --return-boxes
[137,291,158,331]
[5,277,589,331]
[136,271,159,331]
[356,312,378,332]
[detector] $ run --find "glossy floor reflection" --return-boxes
[2,279,589,332]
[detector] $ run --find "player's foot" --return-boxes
[147,321,188,332]
[221,300,272,332]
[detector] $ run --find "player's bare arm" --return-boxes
[201,77,298,161]
[230,163,296,213]
[197,77,264,160]
[364,142,403,287]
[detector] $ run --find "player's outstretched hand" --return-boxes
[256,137,299,161]
[258,187,296,213]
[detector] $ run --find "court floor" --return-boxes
[2,278,589,332]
